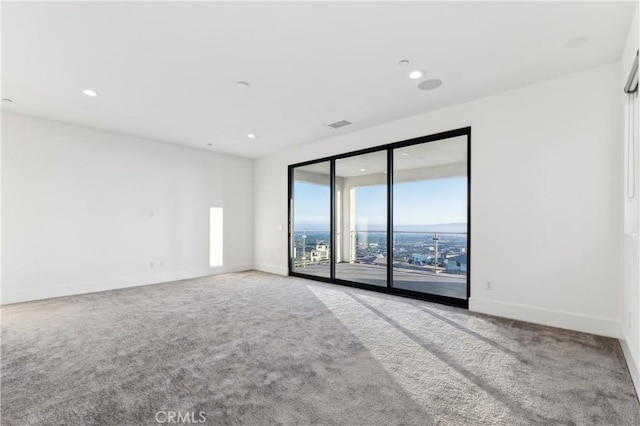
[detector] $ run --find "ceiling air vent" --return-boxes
[328,120,352,129]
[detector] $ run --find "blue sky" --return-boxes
[293,182,331,229]
[294,177,467,230]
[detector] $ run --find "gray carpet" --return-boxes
[1,271,638,425]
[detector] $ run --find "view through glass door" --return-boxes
[334,151,388,287]
[392,136,468,300]
[291,161,331,278]
[288,128,470,307]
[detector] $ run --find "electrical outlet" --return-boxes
[150,261,155,269]
[160,261,165,268]
[486,281,493,290]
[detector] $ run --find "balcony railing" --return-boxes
[399,231,467,275]
[293,229,467,275]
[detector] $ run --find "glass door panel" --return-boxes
[291,162,331,278]
[392,136,468,299]
[334,151,387,287]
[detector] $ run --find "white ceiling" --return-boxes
[2,2,636,159]
[336,151,388,178]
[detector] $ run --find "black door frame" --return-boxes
[288,127,471,309]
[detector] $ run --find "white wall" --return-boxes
[255,62,622,338]
[1,113,253,304]
[619,5,640,394]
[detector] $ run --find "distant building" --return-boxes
[411,253,429,265]
[445,253,467,273]
[310,242,330,263]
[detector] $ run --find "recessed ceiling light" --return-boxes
[399,59,410,66]
[564,36,588,49]
[247,133,256,139]
[360,168,366,172]
[236,81,250,89]
[401,152,409,156]
[418,79,443,91]
[2,98,13,103]
[384,171,388,174]
[409,70,424,80]
[83,89,97,97]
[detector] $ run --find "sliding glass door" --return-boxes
[291,161,331,278]
[288,128,470,308]
[334,151,388,287]
[392,136,468,299]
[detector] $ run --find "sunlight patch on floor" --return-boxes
[307,285,521,424]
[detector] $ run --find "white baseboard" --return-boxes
[469,297,619,338]
[1,263,253,305]
[254,263,288,276]
[620,338,640,397]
